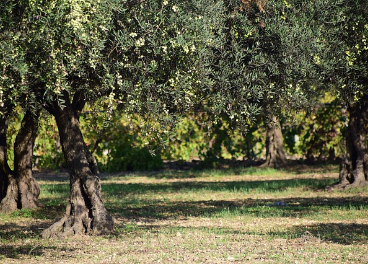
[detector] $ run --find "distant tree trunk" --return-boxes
[0,111,42,213]
[329,96,368,189]
[0,117,15,212]
[261,115,287,168]
[14,110,42,209]
[42,92,113,238]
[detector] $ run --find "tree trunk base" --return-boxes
[327,182,368,191]
[19,177,43,209]
[326,179,368,191]
[0,110,42,213]
[0,174,43,213]
[41,204,92,239]
[0,175,19,213]
[326,181,350,191]
[262,115,287,169]
[260,159,287,169]
[42,175,113,239]
[343,180,368,190]
[42,208,114,239]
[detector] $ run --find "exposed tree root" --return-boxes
[42,175,113,239]
[0,175,43,213]
[326,181,350,191]
[0,175,19,213]
[326,178,368,191]
[343,180,368,190]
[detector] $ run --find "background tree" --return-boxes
[261,115,287,168]
[0,109,41,213]
[0,1,42,212]
[205,0,319,167]
[310,0,368,188]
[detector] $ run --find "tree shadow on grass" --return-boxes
[0,245,45,259]
[108,196,368,221]
[34,177,340,222]
[278,223,368,245]
[102,177,336,196]
[111,220,368,245]
[0,222,51,240]
[0,244,65,260]
[0,242,78,260]
[33,160,339,182]
[0,222,56,259]
[110,221,252,237]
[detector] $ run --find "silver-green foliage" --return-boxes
[1,0,226,139]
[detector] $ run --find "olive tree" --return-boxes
[259,0,368,186]
[205,0,318,167]
[0,1,42,212]
[3,0,224,237]
[312,0,368,188]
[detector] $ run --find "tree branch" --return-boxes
[72,90,86,117]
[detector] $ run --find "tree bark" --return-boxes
[261,115,287,168]
[0,111,42,213]
[0,117,17,213]
[0,117,10,200]
[42,93,113,238]
[329,96,368,190]
[13,110,42,209]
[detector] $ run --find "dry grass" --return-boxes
[1,165,368,263]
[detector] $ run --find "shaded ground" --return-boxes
[1,164,368,263]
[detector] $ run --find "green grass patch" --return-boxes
[1,165,368,263]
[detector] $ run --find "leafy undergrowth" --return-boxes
[1,165,368,263]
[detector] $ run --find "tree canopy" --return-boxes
[1,0,368,236]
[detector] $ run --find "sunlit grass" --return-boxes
[1,165,368,263]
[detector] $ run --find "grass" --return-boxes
[1,164,368,263]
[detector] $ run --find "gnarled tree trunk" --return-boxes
[42,93,113,238]
[261,115,287,168]
[14,110,42,209]
[329,96,368,190]
[0,111,42,213]
[0,117,16,212]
